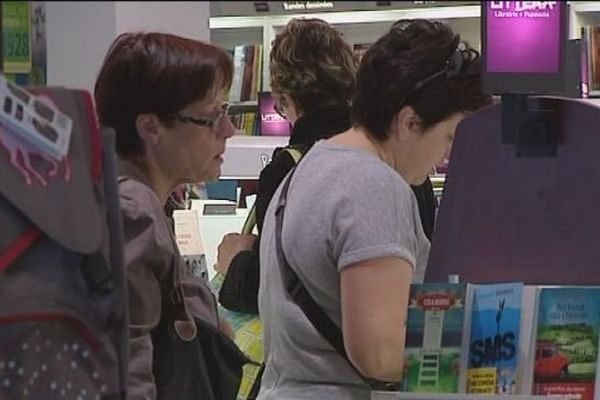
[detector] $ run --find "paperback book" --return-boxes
[532,287,600,400]
[466,282,523,395]
[403,282,467,393]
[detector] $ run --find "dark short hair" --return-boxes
[270,18,357,114]
[352,19,492,141]
[94,32,233,157]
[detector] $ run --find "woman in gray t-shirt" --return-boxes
[258,19,492,400]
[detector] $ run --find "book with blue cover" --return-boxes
[466,282,524,395]
[402,282,467,393]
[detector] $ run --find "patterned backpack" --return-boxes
[0,85,128,399]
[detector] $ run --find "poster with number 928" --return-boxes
[2,1,32,74]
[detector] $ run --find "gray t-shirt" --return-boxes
[257,141,430,400]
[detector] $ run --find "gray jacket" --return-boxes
[119,160,218,400]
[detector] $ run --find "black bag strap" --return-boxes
[274,167,400,391]
[241,146,306,235]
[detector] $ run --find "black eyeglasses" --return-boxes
[171,103,230,132]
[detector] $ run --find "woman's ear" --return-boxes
[392,106,422,140]
[135,114,161,146]
[281,93,301,123]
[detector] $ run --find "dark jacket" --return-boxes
[218,105,437,314]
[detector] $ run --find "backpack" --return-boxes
[0,84,128,399]
[212,145,305,400]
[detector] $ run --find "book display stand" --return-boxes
[427,97,600,286]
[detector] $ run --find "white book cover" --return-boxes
[173,209,204,256]
[516,285,541,394]
[230,45,246,103]
[173,209,208,282]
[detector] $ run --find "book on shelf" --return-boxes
[582,26,600,97]
[228,44,263,103]
[230,110,259,136]
[402,282,467,393]
[226,44,263,135]
[530,286,600,400]
[465,282,524,395]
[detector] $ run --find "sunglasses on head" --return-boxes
[395,37,472,110]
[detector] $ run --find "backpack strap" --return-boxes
[282,146,304,164]
[241,206,257,235]
[0,228,41,273]
[273,166,401,391]
[240,146,305,235]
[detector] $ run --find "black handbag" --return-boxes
[274,166,401,392]
[152,296,252,400]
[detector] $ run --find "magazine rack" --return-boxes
[426,97,600,285]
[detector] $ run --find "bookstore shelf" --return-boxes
[221,135,289,179]
[215,1,600,178]
[212,1,600,94]
[230,100,258,107]
[573,2,600,13]
[210,4,481,91]
[571,2,600,38]
[209,5,480,29]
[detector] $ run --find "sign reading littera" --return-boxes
[259,92,290,136]
[486,1,562,73]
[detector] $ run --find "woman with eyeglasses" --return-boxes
[256,19,492,399]
[94,32,238,399]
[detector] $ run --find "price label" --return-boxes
[2,2,32,73]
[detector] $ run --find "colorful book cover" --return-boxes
[466,282,523,395]
[533,287,600,400]
[403,282,467,393]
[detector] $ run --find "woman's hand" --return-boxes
[219,315,235,339]
[216,233,257,275]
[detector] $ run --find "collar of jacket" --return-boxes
[288,104,352,146]
[118,158,152,186]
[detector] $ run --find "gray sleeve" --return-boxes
[333,169,418,271]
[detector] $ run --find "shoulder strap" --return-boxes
[274,167,349,360]
[240,146,306,235]
[241,206,256,235]
[284,146,304,164]
[274,167,400,391]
